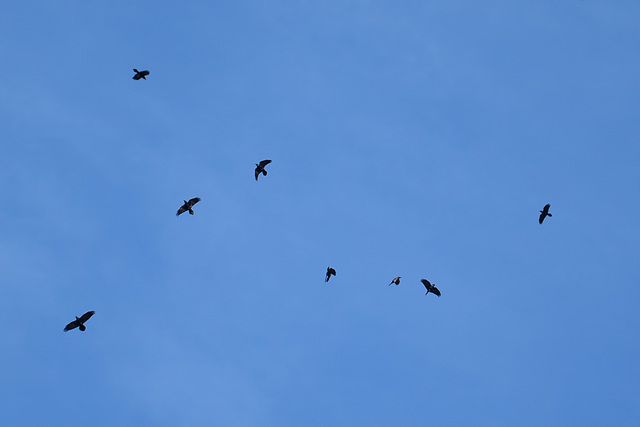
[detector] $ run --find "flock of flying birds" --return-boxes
[63,69,554,333]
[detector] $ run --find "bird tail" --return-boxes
[79,324,86,332]
[189,209,194,215]
[547,213,552,217]
[263,170,267,176]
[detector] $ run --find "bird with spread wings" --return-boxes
[421,279,441,297]
[177,197,201,216]
[255,159,272,181]
[539,204,552,224]
[64,311,95,332]
[133,69,150,80]
[325,267,336,282]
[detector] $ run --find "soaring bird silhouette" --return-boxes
[64,311,95,332]
[133,69,150,80]
[389,276,401,286]
[177,197,201,216]
[255,159,272,181]
[325,267,336,282]
[421,279,441,297]
[539,204,552,224]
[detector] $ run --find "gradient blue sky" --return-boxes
[1,1,639,426]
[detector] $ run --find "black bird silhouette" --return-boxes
[177,197,201,216]
[539,204,552,224]
[64,311,95,332]
[389,276,401,286]
[133,69,150,80]
[421,279,441,297]
[325,267,336,282]
[255,159,272,181]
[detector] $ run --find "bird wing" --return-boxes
[188,197,201,207]
[539,212,545,224]
[431,287,441,297]
[255,167,260,180]
[259,159,272,168]
[141,70,150,76]
[133,74,142,80]
[544,204,551,213]
[79,311,95,323]
[177,205,187,216]
[421,279,431,289]
[329,268,336,275]
[64,320,79,332]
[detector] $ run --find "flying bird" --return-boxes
[389,276,401,286]
[177,197,201,216]
[64,310,95,332]
[325,267,336,282]
[133,69,150,80]
[421,279,441,297]
[255,159,272,181]
[539,204,552,224]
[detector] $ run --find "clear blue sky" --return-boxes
[1,1,639,425]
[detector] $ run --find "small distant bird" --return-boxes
[325,267,336,282]
[421,279,441,297]
[64,310,95,332]
[255,159,272,181]
[177,197,201,216]
[389,276,401,286]
[133,69,150,80]
[539,204,552,224]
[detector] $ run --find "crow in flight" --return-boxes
[539,204,552,224]
[133,69,150,80]
[389,276,401,286]
[255,159,272,181]
[421,279,441,297]
[64,311,95,332]
[177,197,201,216]
[325,267,336,282]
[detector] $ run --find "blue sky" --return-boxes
[1,1,639,425]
